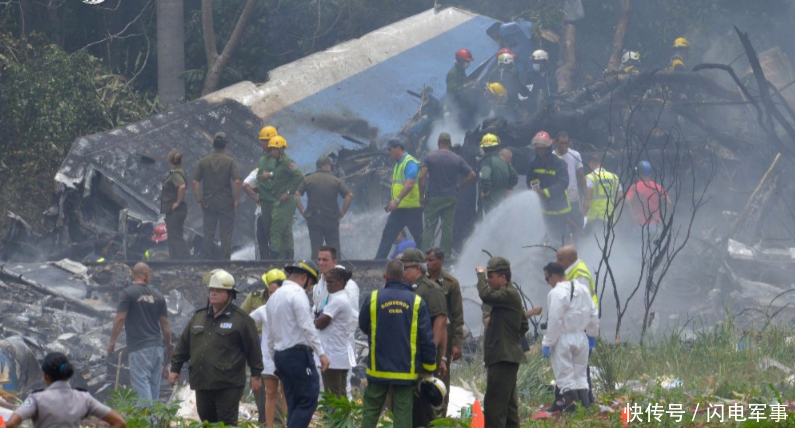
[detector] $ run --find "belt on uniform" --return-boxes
[276,344,313,354]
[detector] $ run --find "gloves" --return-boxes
[588,336,596,349]
[542,346,550,359]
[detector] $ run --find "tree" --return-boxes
[156,0,186,107]
[201,0,257,95]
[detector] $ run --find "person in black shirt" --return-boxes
[108,263,172,403]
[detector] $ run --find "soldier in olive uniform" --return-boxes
[161,149,190,259]
[425,247,464,416]
[169,270,264,426]
[260,135,304,260]
[295,155,354,260]
[476,257,528,428]
[254,126,279,259]
[477,134,518,215]
[401,248,448,428]
[191,133,241,260]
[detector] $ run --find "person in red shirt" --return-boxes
[625,161,671,237]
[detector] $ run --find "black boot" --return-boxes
[578,389,591,409]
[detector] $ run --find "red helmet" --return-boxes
[497,48,516,58]
[455,48,474,62]
[531,131,553,148]
[152,224,168,243]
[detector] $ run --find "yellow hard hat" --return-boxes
[259,126,278,141]
[480,133,500,148]
[208,269,236,290]
[268,135,288,149]
[487,82,507,100]
[673,37,689,48]
[261,269,286,286]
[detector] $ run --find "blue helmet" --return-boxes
[637,161,652,176]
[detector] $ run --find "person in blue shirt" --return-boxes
[389,229,417,259]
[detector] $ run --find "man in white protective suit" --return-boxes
[541,262,599,413]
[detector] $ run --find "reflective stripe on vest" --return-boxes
[391,155,420,208]
[566,261,597,308]
[366,291,423,380]
[586,170,619,221]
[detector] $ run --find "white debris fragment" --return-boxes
[446,386,476,418]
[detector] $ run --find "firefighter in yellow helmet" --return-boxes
[251,126,280,260]
[669,37,689,71]
[262,136,303,260]
[477,134,518,214]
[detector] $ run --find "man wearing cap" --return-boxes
[192,132,242,260]
[476,257,528,428]
[375,139,424,259]
[527,131,571,245]
[169,269,264,426]
[418,133,475,256]
[401,248,448,428]
[266,260,330,428]
[295,155,354,260]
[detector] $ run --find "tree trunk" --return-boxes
[556,22,577,93]
[201,0,258,95]
[156,0,186,107]
[606,0,631,73]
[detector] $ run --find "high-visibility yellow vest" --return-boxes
[586,169,620,221]
[566,260,597,309]
[392,154,420,208]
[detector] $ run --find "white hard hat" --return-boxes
[208,269,236,290]
[622,51,640,64]
[532,50,549,61]
[498,53,514,66]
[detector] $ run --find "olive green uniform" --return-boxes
[412,276,448,428]
[477,266,528,428]
[161,167,190,259]
[239,289,268,318]
[432,272,464,415]
[256,155,278,259]
[478,152,518,214]
[193,151,241,260]
[297,170,352,259]
[268,154,304,259]
[171,303,264,426]
[446,63,468,95]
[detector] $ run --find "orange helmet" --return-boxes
[152,224,168,243]
[531,131,553,148]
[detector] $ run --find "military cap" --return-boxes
[214,132,228,143]
[316,155,332,168]
[438,132,452,143]
[487,256,511,271]
[401,248,426,264]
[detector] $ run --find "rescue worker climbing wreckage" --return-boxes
[526,131,571,245]
[487,53,531,114]
[477,133,518,215]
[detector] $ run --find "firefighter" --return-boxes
[359,259,437,428]
[582,153,623,235]
[487,53,530,108]
[669,37,689,71]
[144,224,171,261]
[527,50,557,111]
[477,133,518,215]
[526,131,571,245]
[83,234,112,263]
[265,136,304,260]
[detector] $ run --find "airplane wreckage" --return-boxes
[1,5,795,407]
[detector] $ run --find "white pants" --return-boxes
[550,332,589,392]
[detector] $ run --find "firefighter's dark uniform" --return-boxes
[171,303,264,426]
[144,242,170,261]
[359,280,437,428]
[82,252,107,263]
[268,154,304,260]
[477,257,529,428]
[161,167,190,259]
[526,153,570,244]
[478,151,518,214]
[297,169,352,259]
[193,150,241,260]
[433,271,464,415]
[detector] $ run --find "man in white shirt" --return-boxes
[242,168,268,260]
[314,267,354,397]
[312,246,359,397]
[266,260,330,428]
[554,132,587,236]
